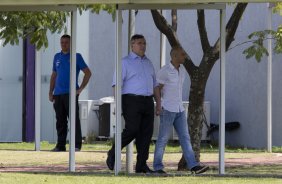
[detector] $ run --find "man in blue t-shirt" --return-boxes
[49,34,92,152]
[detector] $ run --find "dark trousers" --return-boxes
[53,94,82,149]
[109,95,154,170]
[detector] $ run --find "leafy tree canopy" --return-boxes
[0,4,116,50]
[243,3,282,62]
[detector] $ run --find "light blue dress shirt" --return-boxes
[112,52,157,96]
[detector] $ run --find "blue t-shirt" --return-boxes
[52,52,88,95]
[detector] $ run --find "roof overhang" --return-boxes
[0,5,77,11]
[0,4,226,11]
[119,3,226,10]
[0,0,279,6]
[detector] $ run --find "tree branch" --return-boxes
[213,3,248,58]
[151,9,196,75]
[226,3,248,49]
[151,9,179,46]
[197,10,211,52]
[227,39,275,51]
[171,9,177,32]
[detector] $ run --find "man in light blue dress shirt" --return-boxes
[107,34,157,173]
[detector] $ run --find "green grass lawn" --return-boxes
[1,142,282,184]
[0,141,111,152]
[1,173,282,184]
[0,141,277,153]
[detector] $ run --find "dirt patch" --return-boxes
[206,153,282,167]
[1,152,282,173]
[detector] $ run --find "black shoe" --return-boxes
[106,150,115,170]
[136,165,155,174]
[75,148,81,152]
[155,169,166,174]
[191,165,209,174]
[51,147,66,152]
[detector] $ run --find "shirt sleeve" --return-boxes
[112,59,126,87]
[156,68,167,85]
[152,65,158,88]
[77,53,88,70]
[52,55,57,72]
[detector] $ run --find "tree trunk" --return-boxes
[151,4,248,171]
[178,69,207,171]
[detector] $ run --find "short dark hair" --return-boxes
[61,34,71,39]
[130,34,145,43]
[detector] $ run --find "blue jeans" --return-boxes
[153,109,198,170]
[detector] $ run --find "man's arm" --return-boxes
[49,71,57,102]
[154,84,163,116]
[77,67,92,95]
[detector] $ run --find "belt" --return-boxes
[123,94,153,99]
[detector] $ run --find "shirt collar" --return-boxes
[169,62,176,70]
[129,52,148,60]
[169,62,183,71]
[60,51,70,56]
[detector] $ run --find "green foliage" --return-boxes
[243,28,282,62]
[79,4,116,21]
[228,3,282,62]
[0,4,116,50]
[274,25,282,53]
[243,30,272,62]
[0,11,68,50]
[273,2,282,16]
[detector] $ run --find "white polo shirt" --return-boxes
[156,62,185,113]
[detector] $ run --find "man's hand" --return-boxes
[156,104,162,116]
[49,93,54,102]
[77,67,91,96]
[154,84,163,116]
[49,72,56,102]
[76,88,83,95]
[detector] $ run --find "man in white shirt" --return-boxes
[153,47,209,174]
